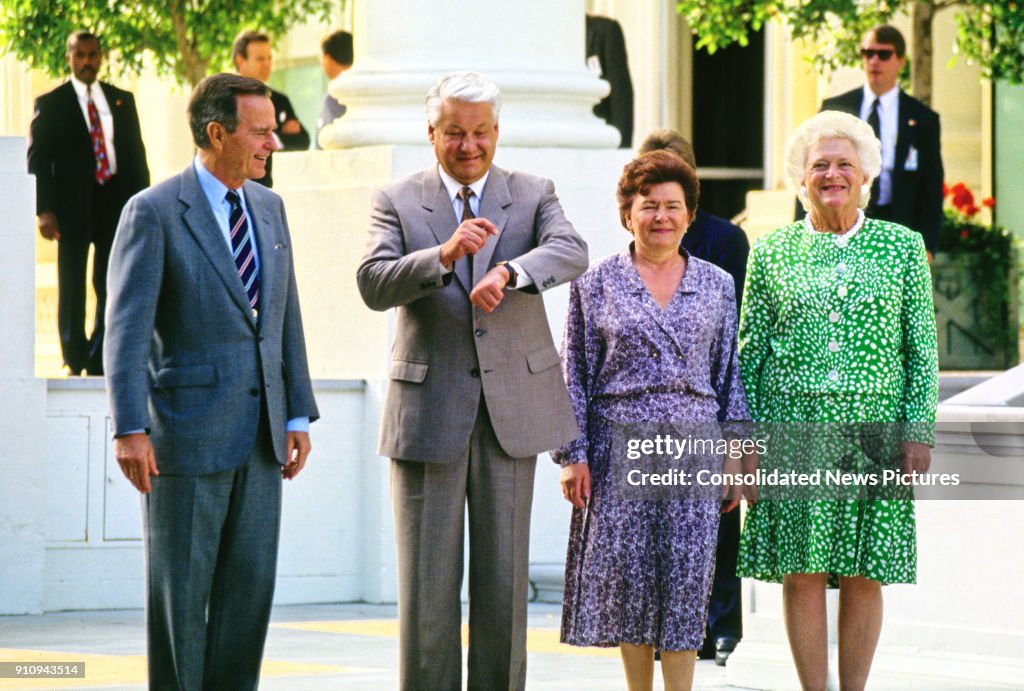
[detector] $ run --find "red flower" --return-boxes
[961,229,969,239]
[942,182,950,197]
[982,196,996,208]
[966,204,980,217]
[952,187,975,212]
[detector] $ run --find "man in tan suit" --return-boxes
[357,71,588,690]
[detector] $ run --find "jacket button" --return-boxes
[475,329,486,337]
[470,368,480,378]
[249,388,259,396]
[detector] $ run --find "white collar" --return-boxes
[70,75,100,99]
[862,83,899,109]
[437,164,489,202]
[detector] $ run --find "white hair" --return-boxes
[425,71,502,126]
[786,110,883,212]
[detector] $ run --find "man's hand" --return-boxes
[281,118,302,136]
[470,265,511,313]
[114,433,159,493]
[901,441,931,475]
[283,430,311,480]
[439,218,499,268]
[560,463,591,509]
[37,211,60,241]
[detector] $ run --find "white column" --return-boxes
[0,137,48,614]
[319,0,618,148]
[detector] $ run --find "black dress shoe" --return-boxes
[714,636,739,666]
[697,639,716,660]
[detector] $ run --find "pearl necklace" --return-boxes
[804,209,865,248]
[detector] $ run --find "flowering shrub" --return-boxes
[936,182,1018,366]
[942,181,995,226]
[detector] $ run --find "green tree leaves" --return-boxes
[0,0,334,86]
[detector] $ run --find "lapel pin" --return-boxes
[908,119,916,126]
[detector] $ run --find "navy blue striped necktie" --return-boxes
[225,190,260,310]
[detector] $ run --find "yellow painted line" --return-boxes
[0,649,349,688]
[272,620,619,658]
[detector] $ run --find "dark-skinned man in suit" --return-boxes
[28,30,150,375]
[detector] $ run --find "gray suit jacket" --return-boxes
[357,165,588,462]
[105,164,318,476]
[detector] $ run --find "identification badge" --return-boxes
[904,146,919,171]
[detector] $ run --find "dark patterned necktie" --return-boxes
[225,190,260,310]
[458,186,475,223]
[458,186,475,282]
[867,99,882,208]
[86,86,112,185]
[867,98,882,139]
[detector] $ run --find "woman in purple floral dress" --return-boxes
[555,151,751,690]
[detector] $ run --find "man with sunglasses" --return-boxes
[821,25,944,258]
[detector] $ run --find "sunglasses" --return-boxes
[860,48,896,61]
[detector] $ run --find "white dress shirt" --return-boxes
[860,84,899,206]
[70,75,118,175]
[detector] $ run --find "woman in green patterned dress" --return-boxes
[736,110,938,690]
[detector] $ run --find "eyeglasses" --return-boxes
[860,48,896,61]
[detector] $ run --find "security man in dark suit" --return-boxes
[27,30,150,375]
[821,25,944,257]
[232,30,311,188]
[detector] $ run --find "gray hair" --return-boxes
[786,110,882,212]
[425,71,502,126]
[188,73,270,149]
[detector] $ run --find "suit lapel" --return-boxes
[98,82,124,148]
[60,81,91,142]
[836,88,862,116]
[246,183,277,332]
[473,167,510,286]
[422,168,473,294]
[178,166,255,325]
[894,91,915,177]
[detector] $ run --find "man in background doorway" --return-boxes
[586,14,634,148]
[233,29,311,187]
[316,30,353,149]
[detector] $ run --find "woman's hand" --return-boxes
[560,463,591,509]
[742,450,760,506]
[721,455,742,513]
[901,441,931,475]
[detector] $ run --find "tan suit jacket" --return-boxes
[357,164,587,462]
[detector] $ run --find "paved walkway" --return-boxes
[0,602,754,690]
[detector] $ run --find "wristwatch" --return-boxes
[497,261,518,289]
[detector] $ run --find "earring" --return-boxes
[861,182,870,196]
[799,185,807,197]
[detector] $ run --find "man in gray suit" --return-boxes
[105,73,319,690]
[357,71,588,690]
